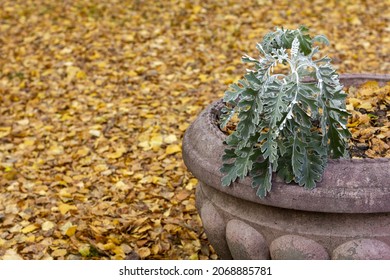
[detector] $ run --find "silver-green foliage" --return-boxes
[220,26,351,198]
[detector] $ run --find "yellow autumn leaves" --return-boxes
[0,0,389,261]
[138,132,181,157]
[346,81,390,158]
[21,224,40,234]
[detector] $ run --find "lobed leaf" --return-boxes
[250,160,272,198]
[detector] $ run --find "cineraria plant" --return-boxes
[220,26,351,198]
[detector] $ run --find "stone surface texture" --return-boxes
[332,239,390,260]
[270,235,329,260]
[199,201,232,259]
[226,219,269,260]
[183,74,390,260]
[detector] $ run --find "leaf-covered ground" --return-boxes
[0,0,389,260]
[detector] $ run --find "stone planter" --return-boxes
[182,74,390,260]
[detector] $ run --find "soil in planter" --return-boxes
[220,80,390,159]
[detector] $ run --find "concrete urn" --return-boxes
[182,74,390,260]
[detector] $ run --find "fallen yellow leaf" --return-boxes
[106,146,127,159]
[347,97,361,107]
[51,249,67,257]
[24,235,36,243]
[76,147,90,157]
[112,246,125,258]
[164,134,178,144]
[21,224,39,234]
[65,226,77,237]
[58,203,77,215]
[42,221,55,231]
[137,247,151,259]
[79,245,90,257]
[103,242,116,250]
[357,102,373,111]
[150,134,163,151]
[0,127,11,138]
[2,249,23,260]
[47,144,64,155]
[176,189,190,201]
[166,144,181,155]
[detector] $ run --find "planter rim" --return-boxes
[183,73,390,213]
